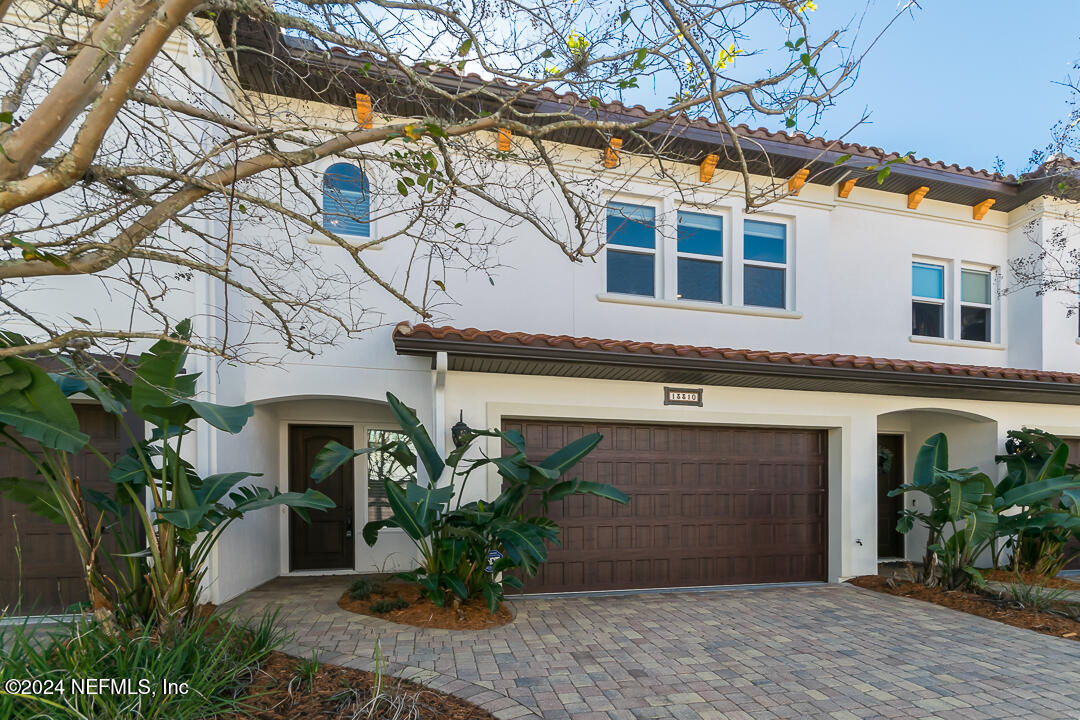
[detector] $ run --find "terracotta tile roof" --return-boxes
[268,26,1067,186]
[394,322,1080,386]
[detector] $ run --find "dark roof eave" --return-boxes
[393,334,1080,405]
[533,99,1023,198]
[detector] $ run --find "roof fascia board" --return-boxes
[394,335,1080,401]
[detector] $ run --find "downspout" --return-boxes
[433,351,448,469]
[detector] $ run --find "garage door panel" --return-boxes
[504,419,827,593]
[0,405,140,614]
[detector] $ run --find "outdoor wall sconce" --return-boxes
[451,410,473,447]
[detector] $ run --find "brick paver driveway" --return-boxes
[224,577,1080,719]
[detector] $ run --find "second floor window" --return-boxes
[677,211,723,302]
[323,162,371,237]
[960,269,992,342]
[743,220,787,308]
[606,202,656,296]
[912,262,945,338]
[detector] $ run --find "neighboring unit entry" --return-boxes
[664,387,703,406]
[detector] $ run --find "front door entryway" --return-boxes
[289,425,354,571]
[877,434,905,559]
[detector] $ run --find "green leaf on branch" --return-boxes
[311,440,376,481]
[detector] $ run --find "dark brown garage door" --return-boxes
[503,419,828,593]
[0,404,136,614]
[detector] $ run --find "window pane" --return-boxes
[607,202,655,249]
[912,301,944,338]
[677,212,723,256]
[607,249,654,296]
[678,258,721,302]
[744,220,786,263]
[912,262,944,299]
[367,429,411,523]
[961,305,991,342]
[323,162,371,237]
[961,269,990,305]
[744,265,785,308]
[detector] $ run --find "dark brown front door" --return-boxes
[877,434,905,559]
[0,404,138,614]
[289,425,354,571]
[503,419,828,593]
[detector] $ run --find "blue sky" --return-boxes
[804,1,1080,175]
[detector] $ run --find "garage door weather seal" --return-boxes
[511,580,826,600]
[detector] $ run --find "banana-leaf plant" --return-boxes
[0,321,335,629]
[994,428,1080,575]
[312,392,628,612]
[892,432,1080,589]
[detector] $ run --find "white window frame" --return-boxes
[741,216,792,310]
[603,198,662,299]
[674,209,726,304]
[958,265,995,343]
[912,259,948,339]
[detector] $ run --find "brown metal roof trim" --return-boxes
[393,322,1080,403]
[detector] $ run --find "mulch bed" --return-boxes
[849,575,1080,641]
[226,650,495,719]
[980,568,1080,590]
[337,580,514,630]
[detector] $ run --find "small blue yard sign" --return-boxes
[485,549,503,573]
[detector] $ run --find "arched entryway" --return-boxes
[875,408,998,562]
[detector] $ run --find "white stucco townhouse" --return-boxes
[4,13,1080,610]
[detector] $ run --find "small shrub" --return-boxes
[348,578,383,600]
[1006,582,1072,612]
[370,597,409,614]
[291,650,320,693]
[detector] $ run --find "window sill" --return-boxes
[908,335,1005,350]
[307,234,382,249]
[596,293,802,319]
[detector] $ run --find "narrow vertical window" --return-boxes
[960,269,992,342]
[677,211,723,302]
[367,429,411,522]
[322,163,371,237]
[743,220,787,308]
[606,202,656,296]
[912,262,945,337]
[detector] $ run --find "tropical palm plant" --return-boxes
[995,428,1080,575]
[0,321,335,628]
[312,393,628,612]
[893,431,1080,589]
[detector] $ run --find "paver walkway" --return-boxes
[223,576,1080,719]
